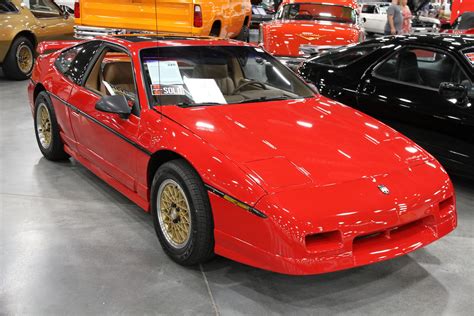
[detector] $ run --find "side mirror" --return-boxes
[95,95,131,119]
[439,82,469,108]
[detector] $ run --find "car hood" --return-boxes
[162,97,431,193]
[262,20,360,57]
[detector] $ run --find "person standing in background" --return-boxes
[401,0,412,34]
[384,0,403,35]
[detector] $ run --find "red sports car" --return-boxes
[28,35,456,275]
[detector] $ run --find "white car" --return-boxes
[360,2,391,35]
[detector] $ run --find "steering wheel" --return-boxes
[232,80,267,94]
[299,10,312,16]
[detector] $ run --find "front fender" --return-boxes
[137,109,267,208]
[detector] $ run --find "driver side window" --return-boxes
[374,47,472,91]
[84,46,139,115]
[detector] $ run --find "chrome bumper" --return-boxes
[277,57,306,70]
[299,44,341,56]
[74,26,152,39]
[277,45,340,70]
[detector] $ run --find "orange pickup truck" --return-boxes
[73,0,251,41]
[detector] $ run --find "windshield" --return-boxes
[279,3,356,24]
[455,13,474,30]
[140,46,315,107]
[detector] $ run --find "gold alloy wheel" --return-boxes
[16,44,33,74]
[36,103,52,149]
[157,179,192,248]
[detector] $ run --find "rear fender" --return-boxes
[36,41,81,55]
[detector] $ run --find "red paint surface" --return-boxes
[28,36,457,275]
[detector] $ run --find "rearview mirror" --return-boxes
[439,82,469,108]
[95,95,131,119]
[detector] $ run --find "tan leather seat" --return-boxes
[192,64,235,95]
[100,61,136,95]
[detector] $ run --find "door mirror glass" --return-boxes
[439,82,470,108]
[95,95,132,119]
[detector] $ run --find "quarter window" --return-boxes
[374,47,470,90]
[0,0,18,13]
[23,0,61,17]
[55,41,102,84]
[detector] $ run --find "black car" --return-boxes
[298,34,474,178]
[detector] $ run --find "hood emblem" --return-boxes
[378,184,390,195]
[298,34,325,41]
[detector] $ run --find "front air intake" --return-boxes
[305,230,343,252]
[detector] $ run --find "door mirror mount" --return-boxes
[95,95,132,119]
[439,82,470,108]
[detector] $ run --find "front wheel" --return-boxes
[151,159,214,265]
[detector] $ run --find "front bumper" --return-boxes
[210,162,457,275]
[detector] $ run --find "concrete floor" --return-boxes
[1,71,473,316]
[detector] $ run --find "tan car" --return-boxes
[0,0,74,80]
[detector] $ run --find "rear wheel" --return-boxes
[34,91,70,161]
[151,159,214,265]
[3,36,35,80]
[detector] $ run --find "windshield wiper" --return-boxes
[176,102,223,108]
[237,96,291,104]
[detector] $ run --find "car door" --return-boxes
[357,46,474,174]
[24,0,73,41]
[67,44,143,191]
[361,4,376,33]
[50,41,102,152]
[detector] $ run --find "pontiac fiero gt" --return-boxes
[28,35,456,275]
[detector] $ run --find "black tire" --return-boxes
[151,159,214,265]
[33,91,70,161]
[236,25,250,42]
[3,36,35,80]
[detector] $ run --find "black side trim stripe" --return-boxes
[205,184,268,219]
[47,92,152,156]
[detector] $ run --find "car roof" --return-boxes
[280,0,358,9]
[97,34,255,50]
[362,34,474,52]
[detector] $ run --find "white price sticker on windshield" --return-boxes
[146,60,184,85]
[183,77,227,104]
